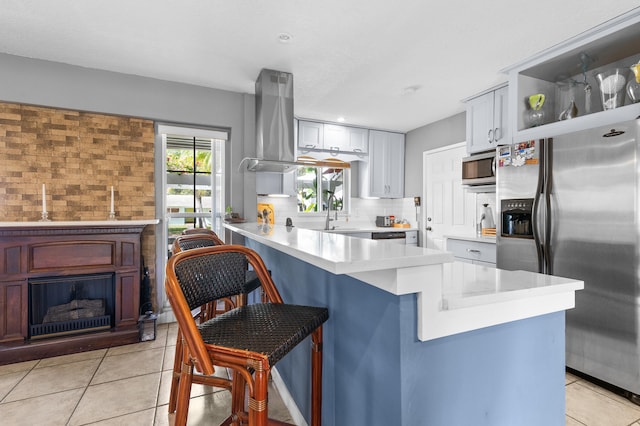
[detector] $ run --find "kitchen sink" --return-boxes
[304,226,361,233]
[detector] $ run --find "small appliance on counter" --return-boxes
[376,216,391,227]
[479,203,496,236]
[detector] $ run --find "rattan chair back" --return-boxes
[173,233,224,254]
[181,227,218,235]
[173,250,249,310]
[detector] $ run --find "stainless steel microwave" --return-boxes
[462,150,496,186]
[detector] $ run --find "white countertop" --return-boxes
[0,219,159,228]
[444,234,496,244]
[415,262,583,340]
[226,222,583,341]
[225,222,450,275]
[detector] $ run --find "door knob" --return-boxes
[426,226,432,231]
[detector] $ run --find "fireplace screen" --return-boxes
[29,273,115,339]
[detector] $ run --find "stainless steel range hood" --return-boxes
[241,68,297,173]
[239,68,351,173]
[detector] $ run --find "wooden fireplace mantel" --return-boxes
[0,220,158,364]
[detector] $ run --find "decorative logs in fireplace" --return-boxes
[29,273,115,339]
[0,221,155,365]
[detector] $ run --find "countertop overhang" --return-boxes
[226,222,584,341]
[225,222,450,275]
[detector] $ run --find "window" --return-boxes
[158,125,227,262]
[296,166,349,214]
[165,135,224,243]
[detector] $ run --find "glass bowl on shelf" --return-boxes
[524,93,546,128]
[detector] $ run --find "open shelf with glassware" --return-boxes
[504,9,640,141]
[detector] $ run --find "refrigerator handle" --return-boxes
[532,139,545,274]
[544,138,553,275]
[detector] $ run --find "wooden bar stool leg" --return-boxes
[250,368,269,426]
[311,326,323,426]
[175,356,194,426]
[168,332,183,413]
[230,369,246,418]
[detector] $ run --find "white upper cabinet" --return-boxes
[298,120,324,151]
[344,126,368,154]
[297,121,368,155]
[323,124,346,152]
[360,130,404,198]
[465,85,509,154]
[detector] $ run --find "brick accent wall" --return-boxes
[0,101,158,308]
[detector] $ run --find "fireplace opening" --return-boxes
[29,273,115,339]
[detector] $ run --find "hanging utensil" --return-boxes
[579,52,593,114]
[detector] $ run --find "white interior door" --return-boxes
[422,142,476,249]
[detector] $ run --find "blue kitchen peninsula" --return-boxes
[225,222,583,426]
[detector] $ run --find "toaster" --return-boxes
[376,216,391,227]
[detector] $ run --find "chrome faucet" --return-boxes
[325,192,337,230]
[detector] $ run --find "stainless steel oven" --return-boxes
[462,150,496,186]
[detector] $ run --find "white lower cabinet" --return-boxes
[446,237,496,267]
[405,230,418,246]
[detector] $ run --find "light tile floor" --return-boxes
[0,323,293,426]
[1,322,639,425]
[566,371,640,426]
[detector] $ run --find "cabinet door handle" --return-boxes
[329,146,340,156]
[353,148,365,158]
[494,127,500,142]
[467,249,481,254]
[487,129,493,143]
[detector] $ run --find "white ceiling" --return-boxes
[1,1,638,132]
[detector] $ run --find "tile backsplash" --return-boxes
[256,195,419,228]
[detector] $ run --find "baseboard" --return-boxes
[271,367,307,426]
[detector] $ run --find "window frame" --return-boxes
[295,166,350,216]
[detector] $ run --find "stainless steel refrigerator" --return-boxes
[497,118,640,397]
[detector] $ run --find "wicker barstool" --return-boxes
[168,233,263,415]
[165,245,328,426]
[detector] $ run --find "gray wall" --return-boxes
[404,112,466,197]
[0,52,253,219]
[0,52,467,215]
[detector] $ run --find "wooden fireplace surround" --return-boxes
[0,221,155,364]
